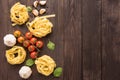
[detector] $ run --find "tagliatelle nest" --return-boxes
[10,2,29,26]
[6,46,26,65]
[35,55,56,76]
[27,15,55,38]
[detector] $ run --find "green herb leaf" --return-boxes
[47,40,55,50]
[53,67,63,77]
[27,6,32,12]
[25,59,34,67]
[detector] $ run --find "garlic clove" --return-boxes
[39,0,47,6]
[33,0,39,8]
[32,9,39,16]
[39,9,46,15]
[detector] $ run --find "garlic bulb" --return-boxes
[19,66,32,79]
[3,34,16,47]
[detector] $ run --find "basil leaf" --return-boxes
[25,59,34,67]
[47,40,55,50]
[53,67,63,77]
[27,6,32,12]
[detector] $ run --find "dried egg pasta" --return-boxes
[35,55,56,76]
[27,14,55,38]
[6,46,26,65]
[10,2,29,26]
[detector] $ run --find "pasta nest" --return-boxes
[35,55,56,76]
[6,46,26,65]
[27,17,53,38]
[10,2,29,26]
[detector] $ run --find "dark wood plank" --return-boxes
[0,0,10,80]
[102,0,120,80]
[62,0,82,80]
[82,0,102,80]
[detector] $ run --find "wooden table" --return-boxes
[0,0,120,80]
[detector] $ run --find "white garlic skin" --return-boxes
[39,1,47,6]
[33,0,39,8]
[39,9,46,15]
[3,34,16,47]
[32,9,39,16]
[19,66,32,79]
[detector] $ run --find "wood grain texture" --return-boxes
[62,0,82,80]
[102,0,120,80]
[82,0,102,80]
[0,0,10,80]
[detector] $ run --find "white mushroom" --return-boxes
[3,34,16,47]
[19,66,32,79]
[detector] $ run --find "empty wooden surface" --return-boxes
[0,0,120,80]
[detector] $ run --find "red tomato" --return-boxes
[28,45,35,52]
[30,51,38,59]
[17,36,25,43]
[30,37,37,44]
[23,40,30,47]
[25,32,33,39]
[36,40,44,48]
[14,30,21,37]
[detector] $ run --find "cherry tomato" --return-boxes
[36,40,44,48]
[25,32,33,39]
[17,36,25,43]
[28,45,35,52]
[30,37,37,44]
[30,51,38,59]
[14,30,21,37]
[23,40,30,47]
